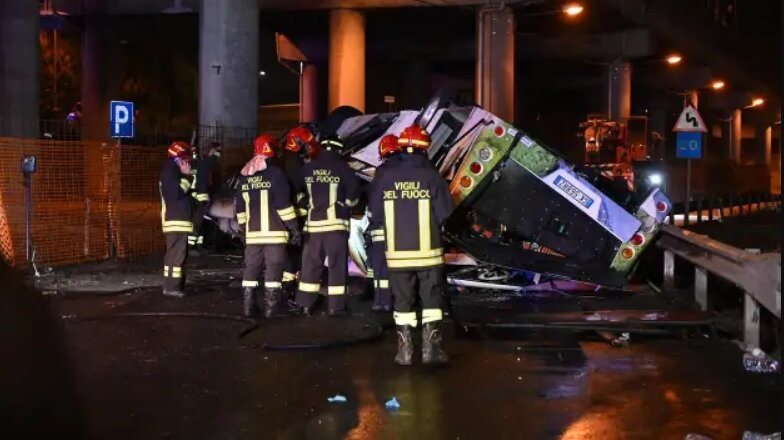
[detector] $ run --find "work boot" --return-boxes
[422,321,448,365]
[263,287,282,318]
[243,287,260,317]
[395,325,414,366]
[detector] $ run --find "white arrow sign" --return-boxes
[673,105,708,133]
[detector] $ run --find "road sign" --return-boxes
[110,101,134,138]
[673,105,707,132]
[676,131,702,159]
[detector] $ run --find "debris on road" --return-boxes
[684,434,713,440]
[326,394,347,403]
[742,349,780,374]
[384,397,400,410]
[597,331,631,347]
[743,431,781,440]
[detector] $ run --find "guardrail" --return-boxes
[658,224,781,347]
[665,193,781,227]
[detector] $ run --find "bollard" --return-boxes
[696,198,703,223]
[694,267,708,311]
[707,198,714,221]
[663,250,675,290]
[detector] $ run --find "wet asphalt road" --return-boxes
[51,276,779,440]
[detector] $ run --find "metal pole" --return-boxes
[24,173,31,261]
[684,158,692,226]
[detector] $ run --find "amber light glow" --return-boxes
[563,3,584,16]
[665,54,682,65]
[711,80,725,90]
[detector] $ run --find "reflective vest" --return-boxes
[298,150,361,234]
[368,152,454,270]
[235,165,298,245]
[159,159,194,234]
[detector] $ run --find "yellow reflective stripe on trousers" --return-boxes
[345,198,358,207]
[366,269,374,278]
[378,279,389,289]
[299,281,320,293]
[242,280,259,287]
[422,308,443,323]
[394,311,418,327]
[304,224,349,233]
[171,266,182,278]
[371,236,385,242]
[386,248,443,259]
[327,285,346,295]
[386,255,444,269]
[282,272,297,282]
[246,237,288,245]
[384,200,396,252]
[265,281,282,288]
[163,265,170,277]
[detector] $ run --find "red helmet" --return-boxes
[378,134,401,158]
[398,124,431,150]
[167,141,191,160]
[254,134,277,158]
[284,126,317,154]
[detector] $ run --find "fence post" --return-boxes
[694,267,708,311]
[707,198,714,221]
[696,198,703,223]
[663,250,675,290]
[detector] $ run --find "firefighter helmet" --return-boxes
[167,141,191,160]
[320,134,344,151]
[254,134,277,158]
[284,125,317,154]
[378,134,401,159]
[398,124,431,150]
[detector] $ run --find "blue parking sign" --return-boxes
[676,131,702,159]
[110,101,134,138]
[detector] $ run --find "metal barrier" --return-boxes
[658,224,781,347]
[665,193,781,226]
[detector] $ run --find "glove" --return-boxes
[288,230,303,247]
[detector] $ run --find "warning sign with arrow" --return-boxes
[673,105,708,133]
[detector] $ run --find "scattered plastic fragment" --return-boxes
[585,312,602,321]
[611,332,631,347]
[684,434,713,440]
[385,397,400,410]
[743,349,780,374]
[743,432,781,440]
[641,312,667,321]
[327,394,347,403]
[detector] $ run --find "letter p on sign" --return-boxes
[110,101,134,138]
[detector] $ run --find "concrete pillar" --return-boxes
[299,64,318,123]
[685,89,699,109]
[328,9,365,113]
[0,0,39,137]
[759,125,772,166]
[199,0,259,132]
[476,6,515,123]
[81,13,118,142]
[607,59,631,122]
[730,108,742,163]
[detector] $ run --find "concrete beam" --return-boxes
[518,28,654,60]
[328,9,365,112]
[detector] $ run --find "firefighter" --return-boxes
[160,141,195,298]
[279,126,317,299]
[368,124,454,365]
[189,142,222,254]
[295,133,361,316]
[366,134,402,312]
[235,135,302,318]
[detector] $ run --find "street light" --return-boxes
[746,97,765,108]
[665,54,682,65]
[711,80,725,90]
[562,3,584,16]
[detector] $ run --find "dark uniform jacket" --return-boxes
[191,154,220,203]
[278,150,308,218]
[159,159,194,234]
[368,152,454,270]
[235,164,298,245]
[298,149,361,234]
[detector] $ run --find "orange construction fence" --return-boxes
[0,137,252,267]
